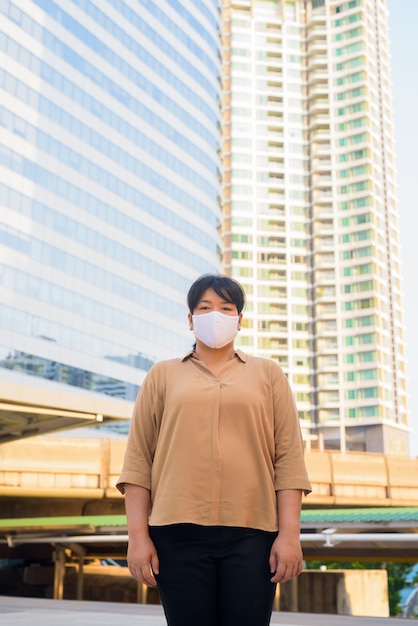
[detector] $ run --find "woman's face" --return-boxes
[192,288,238,316]
[188,288,242,327]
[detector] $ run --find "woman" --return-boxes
[117,274,311,626]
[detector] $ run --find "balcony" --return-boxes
[315,261,336,276]
[311,126,330,140]
[310,114,331,128]
[313,230,335,244]
[315,285,337,299]
[309,82,329,97]
[315,271,336,283]
[309,69,329,84]
[309,99,329,114]
[307,25,327,42]
[311,141,331,155]
[307,53,328,70]
[312,174,332,188]
[312,157,332,169]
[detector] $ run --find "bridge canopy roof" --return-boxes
[1,508,418,532]
[1,509,418,562]
[0,379,132,444]
[301,507,418,527]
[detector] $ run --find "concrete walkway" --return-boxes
[0,596,414,626]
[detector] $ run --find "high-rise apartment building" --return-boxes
[222,0,409,454]
[0,1,222,410]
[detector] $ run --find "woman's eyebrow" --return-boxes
[200,298,233,304]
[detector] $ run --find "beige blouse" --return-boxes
[117,349,311,532]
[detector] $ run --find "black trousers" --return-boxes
[149,524,277,626]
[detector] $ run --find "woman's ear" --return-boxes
[238,312,243,331]
[188,312,193,330]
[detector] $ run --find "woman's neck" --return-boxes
[195,342,235,370]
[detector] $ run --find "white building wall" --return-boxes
[222,0,408,454]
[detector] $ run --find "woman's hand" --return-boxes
[127,532,159,587]
[269,533,303,583]
[270,489,304,583]
[123,483,159,587]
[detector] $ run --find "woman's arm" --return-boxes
[269,489,303,584]
[124,483,159,587]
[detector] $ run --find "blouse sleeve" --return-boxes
[115,363,165,494]
[271,363,312,495]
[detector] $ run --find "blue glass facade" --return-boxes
[0,0,222,401]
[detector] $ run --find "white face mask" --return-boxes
[192,311,239,349]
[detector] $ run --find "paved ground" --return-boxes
[0,596,415,626]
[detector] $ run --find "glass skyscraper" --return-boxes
[0,1,222,405]
[222,0,409,454]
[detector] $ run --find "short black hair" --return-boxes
[187,274,246,314]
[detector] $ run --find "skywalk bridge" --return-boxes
[1,435,418,565]
[1,378,418,615]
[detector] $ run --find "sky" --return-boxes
[387,1,418,457]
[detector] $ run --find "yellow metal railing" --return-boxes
[1,437,418,506]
